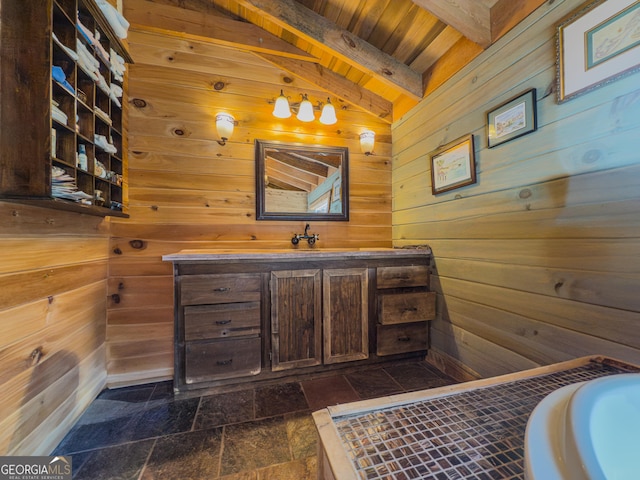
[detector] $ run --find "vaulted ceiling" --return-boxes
[124,0,546,122]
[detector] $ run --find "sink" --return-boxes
[525,373,640,479]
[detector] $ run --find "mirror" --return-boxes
[255,140,349,221]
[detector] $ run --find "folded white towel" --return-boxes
[96,0,130,39]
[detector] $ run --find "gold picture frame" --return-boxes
[429,134,476,195]
[556,0,640,103]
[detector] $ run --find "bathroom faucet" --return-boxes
[292,223,319,246]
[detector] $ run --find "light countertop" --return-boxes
[162,246,431,262]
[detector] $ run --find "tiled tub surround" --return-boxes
[314,356,640,480]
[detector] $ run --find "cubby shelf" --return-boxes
[0,0,132,217]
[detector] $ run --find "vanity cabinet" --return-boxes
[271,268,368,371]
[322,268,369,364]
[376,265,436,356]
[178,273,262,387]
[0,0,132,216]
[164,248,433,394]
[271,269,322,371]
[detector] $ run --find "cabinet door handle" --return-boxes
[216,358,233,366]
[403,307,418,312]
[215,319,232,325]
[397,336,411,342]
[213,287,230,292]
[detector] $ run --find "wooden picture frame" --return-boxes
[429,134,476,195]
[487,88,537,148]
[556,0,640,103]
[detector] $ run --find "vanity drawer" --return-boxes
[378,292,436,325]
[376,265,429,289]
[180,273,261,305]
[184,302,260,341]
[185,336,261,383]
[377,322,428,356]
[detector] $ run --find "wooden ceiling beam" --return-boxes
[412,0,546,48]
[411,0,496,48]
[233,0,424,100]
[124,0,317,61]
[258,54,393,123]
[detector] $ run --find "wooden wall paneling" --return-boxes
[433,257,640,313]
[394,164,640,229]
[438,295,640,365]
[0,202,110,454]
[431,274,640,352]
[0,203,107,236]
[392,0,640,378]
[0,296,106,454]
[429,321,539,378]
[0,346,106,456]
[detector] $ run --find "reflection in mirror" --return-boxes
[255,140,349,221]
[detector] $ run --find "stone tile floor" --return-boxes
[53,361,455,479]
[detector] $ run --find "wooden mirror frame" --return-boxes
[255,139,349,221]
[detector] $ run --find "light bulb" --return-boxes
[319,98,337,125]
[297,94,315,122]
[272,90,291,118]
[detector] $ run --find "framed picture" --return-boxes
[487,88,537,148]
[429,134,476,195]
[556,0,640,103]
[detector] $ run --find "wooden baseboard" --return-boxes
[426,349,481,382]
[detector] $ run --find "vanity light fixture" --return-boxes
[297,94,315,122]
[272,90,292,118]
[360,130,375,155]
[216,113,235,146]
[272,90,339,125]
[319,98,337,125]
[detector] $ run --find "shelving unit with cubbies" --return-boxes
[0,0,133,217]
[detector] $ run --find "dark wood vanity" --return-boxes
[163,248,435,394]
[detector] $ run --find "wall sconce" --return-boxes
[360,130,375,155]
[319,98,337,125]
[296,94,315,122]
[272,90,291,118]
[216,113,234,146]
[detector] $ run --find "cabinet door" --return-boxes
[271,269,322,371]
[323,268,369,364]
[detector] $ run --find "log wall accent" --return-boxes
[393,0,640,377]
[107,26,393,385]
[0,203,109,455]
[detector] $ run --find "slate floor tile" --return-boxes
[345,368,404,399]
[254,382,309,418]
[140,427,223,479]
[194,389,255,429]
[220,416,292,476]
[301,375,360,410]
[71,439,155,480]
[285,412,317,460]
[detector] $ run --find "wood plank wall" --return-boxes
[107,26,393,385]
[0,203,109,454]
[393,0,640,378]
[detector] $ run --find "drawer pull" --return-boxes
[215,319,232,325]
[397,336,411,342]
[216,358,233,366]
[403,307,418,312]
[213,287,231,292]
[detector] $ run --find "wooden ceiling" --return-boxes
[125,0,546,122]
